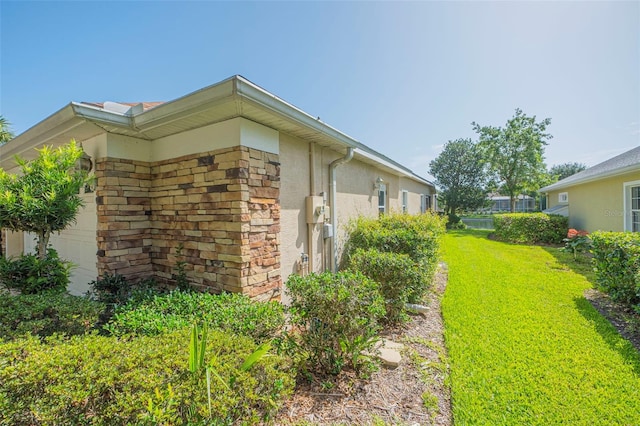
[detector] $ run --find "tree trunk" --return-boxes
[37,230,50,260]
[510,196,516,213]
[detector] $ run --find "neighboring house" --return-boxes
[0,76,436,300]
[539,146,640,232]
[486,194,535,213]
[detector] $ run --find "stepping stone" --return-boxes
[374,339,404,369]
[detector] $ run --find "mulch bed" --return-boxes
[276,265,452,425]
[584,288,640,353]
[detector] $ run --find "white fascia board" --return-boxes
[234,77,434,188]
[71,102,131,127]
[539,164,640,193]
[132,77,237,131]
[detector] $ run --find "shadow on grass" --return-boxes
[445,229,492,240]
[542,247,596,285]
[574,296,640,376]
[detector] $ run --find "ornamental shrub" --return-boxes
[493,213,568,244]
[345,248,426,323]
[0,248,71,294]
[344,212,446,290]
[105,290,285,343]
[0,290,104,341]
[0,329,293,425]
[285,271,385,375]
[591,231,640,307]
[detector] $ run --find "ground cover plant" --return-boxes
[493,212,567,244]
[105,290,285,343]
[0,289,104,341]
[0,329,293,425]
[442,229,640,425]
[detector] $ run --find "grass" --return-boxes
[442,229,640,425]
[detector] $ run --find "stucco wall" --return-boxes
[545,170,640,232]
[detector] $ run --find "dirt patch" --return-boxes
[276,265,451,425]
[584,288,640,353]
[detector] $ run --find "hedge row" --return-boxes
[0,329,293,425]
[591,231,640,308]
[343,212,446,321]
[493,213,568,244]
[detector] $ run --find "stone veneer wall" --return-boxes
[95,159,153,281]
[95,146,281,301]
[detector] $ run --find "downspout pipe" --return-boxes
[329,147,354,272]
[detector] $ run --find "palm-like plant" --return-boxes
[0,116,14,144]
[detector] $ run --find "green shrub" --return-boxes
[493,213,568,244]
[446,213,466,230]
[591,231,640,307]
[0,290,105,341]
[344,212,446,287]
[88,274,159,306]
[0,249,71,294]
[0,329,293,425]
[285,271,385,375]
[345,248,426,323]
[105,290,284,343]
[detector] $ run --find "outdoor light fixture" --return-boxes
[373,177,384,191]
[76,145,93,173]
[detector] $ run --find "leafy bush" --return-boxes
[0,290,104,341]
[447,213,467,230]
[562,229,591,260]
[0,249,71,294]
[87,274,159,305]
[591,231,640,307]
[344,212,446,290]
[345,248,426,323]
[0,329,293,425]
[493,213,568,244]
[285,271,385,375]
[105,290,284,343]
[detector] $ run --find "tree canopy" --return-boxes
[473,109,552,212]
[0,116,14,145]
[549,162,587,181]
[429,138,488,215]
[0,141,91,259]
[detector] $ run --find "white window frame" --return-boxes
[402,190,409,213]
[558,192,569,203]
[623,180,640,232]
[378,183,387,215]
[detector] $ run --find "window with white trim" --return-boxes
[402,190,408,213]
[420,194,430,213]
[623,180,640,232]
[378,183,387,216]
[558,192,569,203]
[631,185,640,232]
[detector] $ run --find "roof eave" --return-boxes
[539,164,640,193]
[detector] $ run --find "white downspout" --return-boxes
[329,147,354,272]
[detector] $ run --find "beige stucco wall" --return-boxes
[278,132,435,302]
[545,170,640,232]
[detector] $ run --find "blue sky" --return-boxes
[1,1,638,179]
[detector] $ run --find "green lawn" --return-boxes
[442,229,640,425]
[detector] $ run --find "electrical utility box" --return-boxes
[305,196,325,224]
[323,223,334,239]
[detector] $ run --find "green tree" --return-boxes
[0,141,91,259]
[429,138,489,215]
[0,116,14,144]
[473,109,552,212]
[549,162,587,181]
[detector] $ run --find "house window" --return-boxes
[558,192,569,203]
[402,190,408,213]
[623,180,640,232]
[378,183,387,215]
[420,194,430,213]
